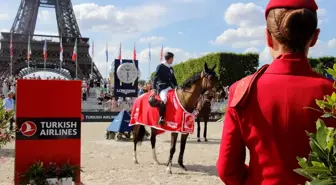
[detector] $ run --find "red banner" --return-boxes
[15,80,82,185]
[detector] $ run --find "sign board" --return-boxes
[81,111,222,122]
[81,111,119,122]
[15,80,82,185]
[114,59,139,97]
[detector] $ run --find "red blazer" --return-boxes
[217,53,336,185]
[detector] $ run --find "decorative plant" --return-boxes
[19,161,47,185]
[19,160,82,185]
[59,161,81,181]
[0,98,15,148]
[294,64,336,184]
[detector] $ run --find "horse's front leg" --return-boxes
[204,121,208,142]
[133,125,140,164]
[166,133,178,174]
[150,128,159,165]
[178,133,189,171]
[196,117,201,142]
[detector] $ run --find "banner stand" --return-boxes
[15,80,82,185]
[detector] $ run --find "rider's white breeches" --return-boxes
[159,87,172,104]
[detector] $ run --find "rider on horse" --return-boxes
[152,52,178,125]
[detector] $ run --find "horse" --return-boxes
[195,85,228,142]
[213,85,228,102]
[195,91,214,142]
[130,62,218,174]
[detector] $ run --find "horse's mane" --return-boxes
[180,72,201,89]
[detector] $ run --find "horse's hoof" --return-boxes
[153,160,160,165]
[197,138,201,142]
[178,161,188,171]
[166,167,172,174]
[204,138,208,142]
[134,160,139,164]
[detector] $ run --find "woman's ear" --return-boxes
[266,29,273,48]
[310,28,320,47]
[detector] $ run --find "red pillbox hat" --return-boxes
[265,0,318,18]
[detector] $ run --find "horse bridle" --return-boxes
[179,70,214,110]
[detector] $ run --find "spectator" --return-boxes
[3,92,15,131]
[217,0,336,184]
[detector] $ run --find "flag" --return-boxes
[148,43,151,63]
[27,35,31,61]
[60,37,63,62]
[43,40,47,61]
[133,43,136,61]
[118,42,121,60]
[10,34,13,58]
[72,38,77,62]
[105,42,108,62]
[160,44,163,61]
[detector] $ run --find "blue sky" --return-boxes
[0,0,335,80]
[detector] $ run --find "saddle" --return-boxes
[148,92,162,107]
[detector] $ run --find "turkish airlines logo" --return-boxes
[20,121,37,137]
[184,114,194,129]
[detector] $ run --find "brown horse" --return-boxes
[195,85,227,142]
[132,62,218,174]
[195,91,214,142]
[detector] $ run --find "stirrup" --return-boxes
[158,117,165,126]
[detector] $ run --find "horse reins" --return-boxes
[179,70,213,111]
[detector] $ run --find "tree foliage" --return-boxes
[150,53,336,87]
[294,64,336,184]
[151,52,259,86]
[0,98,15,148]
[309,57,336,76]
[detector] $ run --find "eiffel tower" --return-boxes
[0,0,102,80]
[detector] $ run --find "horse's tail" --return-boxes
[135,125,147,143]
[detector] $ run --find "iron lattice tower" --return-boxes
[0,0,102,80]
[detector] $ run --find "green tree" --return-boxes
[294,64,336,185]
[154,52,259,86]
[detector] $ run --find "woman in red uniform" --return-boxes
[217,0,336,184]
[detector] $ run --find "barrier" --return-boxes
[81,112,120,122]
[81,111,223,122]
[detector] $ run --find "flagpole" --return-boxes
[44,58,46,78]
[106,41,108,80]
[76,54,78,79]
[27,35,30,68]
[60,35,62,70]
[44,55,46,79]
[10,33,12,78]
[91,40,93,78]
[76,39,78,80]
[44,39,46,79]
[148,43,150,80]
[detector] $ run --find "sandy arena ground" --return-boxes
[0,122,250,185]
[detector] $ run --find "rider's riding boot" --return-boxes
[158,102,166,126]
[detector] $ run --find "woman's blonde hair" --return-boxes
[266,8,318,53]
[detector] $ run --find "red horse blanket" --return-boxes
[130,89,195,134]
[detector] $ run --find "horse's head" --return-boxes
[215,85,229,101]
[200,62,218,92]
